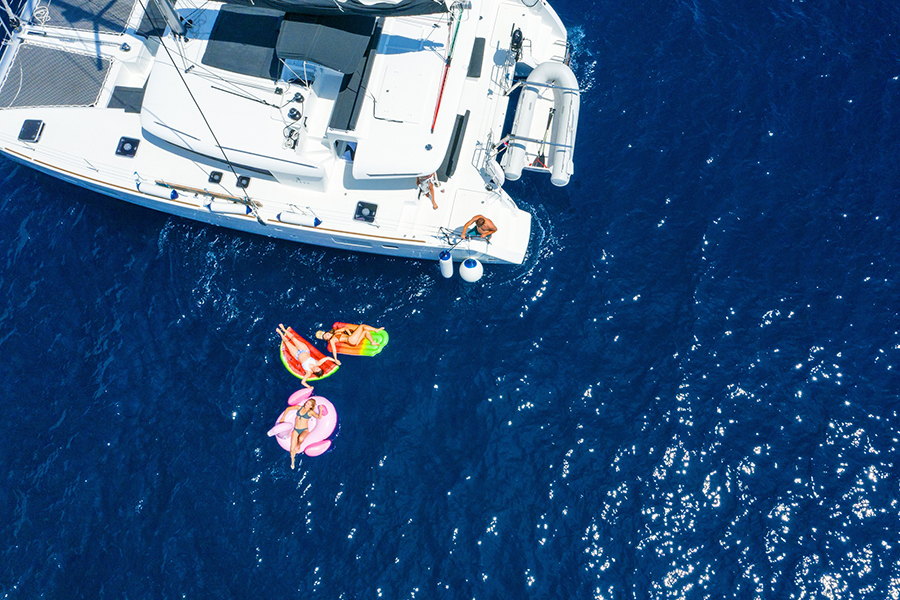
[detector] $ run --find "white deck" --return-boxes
[0,0,575,265]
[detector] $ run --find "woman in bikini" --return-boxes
[276,324,336,388]
[276,398,322,469]
[315,324,384,362]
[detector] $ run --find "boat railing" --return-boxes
[499,133,574,150]
[0,0,23,43]
[553,38,569,65]
[503,77,580,96]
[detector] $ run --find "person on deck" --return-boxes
[461,215,497,240]
[276,324,336,388]
[417,174,439,210]
[316,324,384,362]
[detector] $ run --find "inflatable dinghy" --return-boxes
[502,61,580,187]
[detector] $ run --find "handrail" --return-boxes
[505,78,581,96]
[499,133,573,149]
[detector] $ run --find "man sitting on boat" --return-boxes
[461,215,497,240]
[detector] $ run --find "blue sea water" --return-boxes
[2,0,900,597]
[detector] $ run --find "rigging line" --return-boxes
[132,0,265,223]
[209,84,277,107]
[174,52,275,104]
[140,0,273,105]
[0,0,17,22]
[279,59,311,90]
[429,2,463,133]
[183,0,212,21]
[156,33,266,225]
[438,227,468,249]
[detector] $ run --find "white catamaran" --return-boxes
[0,0,579,265]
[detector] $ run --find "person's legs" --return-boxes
[348,324,383,345]
[348,326,366,346]
[279,329,308,359]
[290,427,311,469]
[287,339,307,359]
[277,325,299,352]
[290,430,300,469]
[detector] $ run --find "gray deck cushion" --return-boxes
[276,15,376,75]
[216,0,444,18]
[327,21,381,131]
[201,6,285,80]
[108,85,146,113]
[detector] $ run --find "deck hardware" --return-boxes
[116,137,140,157]
[354,201,377,223]
[18,120,44,142]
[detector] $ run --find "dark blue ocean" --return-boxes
[3,0,900,597]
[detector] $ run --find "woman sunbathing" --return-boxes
[315,324,384,362]
[276,398,322,469]
[277,324,336,387]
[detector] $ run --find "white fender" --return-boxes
[459,258,483,282]
[136,182,178,200]
[208,201,250,215]
[439,250,454,278]
[279,210,322,227]
[504,62,580,187]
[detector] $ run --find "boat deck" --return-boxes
[0,0,576,264]
[35,0,137,33]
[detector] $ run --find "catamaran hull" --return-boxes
[1,146,526,263]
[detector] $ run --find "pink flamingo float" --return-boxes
[267,388,338,457]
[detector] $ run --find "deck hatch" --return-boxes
[354,201,377,222]
[116,137,140,157]
[18,119,44,142]
[467,37,485,78]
